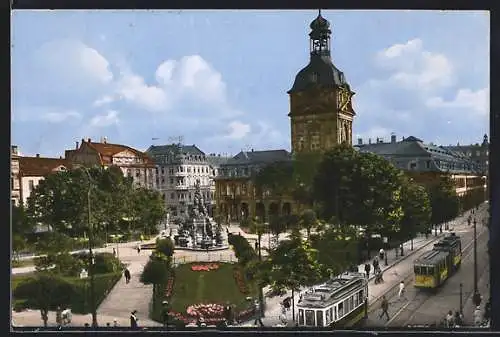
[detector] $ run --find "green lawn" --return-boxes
[12,259,35,268]
[168,263,258,315]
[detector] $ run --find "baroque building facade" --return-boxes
[146,144,229,218]
[215,150,292,222]
[11,145,21,206]
[65,138,156,190]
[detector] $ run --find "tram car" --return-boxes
[413,233,462,289]
[296,272,368,328]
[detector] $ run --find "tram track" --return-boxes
[384,226,489,327]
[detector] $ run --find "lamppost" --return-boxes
[472,218,481,307]
[459,283,463,314]
[81,167,98,327]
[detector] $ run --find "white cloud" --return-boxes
[376,38,454,90]
[90,110,120,127]
[115,72,169,112]
[93,95,115,107]
[41,110,81,123]
[115,54,232,114]
[36,39,113,84]
[225,121,251,139]
[426,88,489,115]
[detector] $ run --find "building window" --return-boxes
[127,169,132,177]
[169,168,174,175]
[187,166,191,173]
[170,193,175,199]
[426,160,431,169]
[161,177,165,184]
[161,167,165,175]
[11,178,14,190]
[170,178,174,184]
[135,169,140,178]
[28,180,35,192]
[409,162,417,170]
[162,193,166,200]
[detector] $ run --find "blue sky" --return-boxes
[11,10,489,157]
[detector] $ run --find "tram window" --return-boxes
[305,310,315,326]
[414,266,421,274]
[428,266,435,275]
[344,299,349,313]
[330,307,334,321]
[298,309,304,325]
[316,310,324,327]
[338,303,344,317]
[334,306,337,321]
[349,296,354,310]
[326,308,331,324]
[354,294,359,307]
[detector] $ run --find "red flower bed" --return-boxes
[187,303,225,318]
[191,263,219,272]
[165,277,175,297]
[233,268,249,294]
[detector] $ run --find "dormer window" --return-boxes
[311,72,318,83]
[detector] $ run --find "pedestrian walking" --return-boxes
[113,248,116,257]
[130,310,139,329]
[373,257,379,271]
[398,281,406,300]
[124,268,131,284]
[137,246,141,254]
[253,301,264,327]
[446,310,454,328]
[484,300,491,322]
[113,319,119,327]
[474,306,482,326]
[56,306,62,327]
[364,263,371,278]
[454,311,463,327]
[379,248,385,261]
[379,295,390,321]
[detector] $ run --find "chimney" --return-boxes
[368,138,372,144]
[103,137,107,144]
[402,136,405,141]
[357,138,363,145]
[88,138,91,143]
[36,154,40,158]
[59,156,63,159]
[11,145,18,155]
[251,148,254,152]
[391,134,396,143]
[76,141,79,149]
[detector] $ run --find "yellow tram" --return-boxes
[413,233,462,289]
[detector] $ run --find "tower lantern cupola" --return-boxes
[309,10,331,57]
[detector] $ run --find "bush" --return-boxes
[73,252,122,275]
[228,234,257,266]
[12,272,122,314]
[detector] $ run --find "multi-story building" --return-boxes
[215,11,358,222]
[65,138,156,189]
[215,149,292,222]
[11,145,21,206]
[288,10,356,154]
[354,134,485,197]
[442,134,489,176]
[18,154,70,205]
[146,144,227,218]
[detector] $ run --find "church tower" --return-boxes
[288,10,356,154]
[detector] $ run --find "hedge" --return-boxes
[12,271,121,314]
[227,234,258,266]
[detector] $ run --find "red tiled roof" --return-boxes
[19,157,71,177]
[84,141,154,166]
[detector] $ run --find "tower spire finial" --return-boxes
[318,9,322,16]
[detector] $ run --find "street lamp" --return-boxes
[472,218,481,307]
[81,167,98,328]
[459,283,463,314]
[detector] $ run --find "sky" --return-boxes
[11,10,489,157]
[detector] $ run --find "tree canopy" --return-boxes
[426,174,460,225]
[399,176,432,240]
[313,145,404,238]
[25,166,166,242]
[261,230,322,297]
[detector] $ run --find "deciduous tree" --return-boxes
[400,176,431,247]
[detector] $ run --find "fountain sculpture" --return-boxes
[174,180,228,250]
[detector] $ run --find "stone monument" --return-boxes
[174,180,227,250]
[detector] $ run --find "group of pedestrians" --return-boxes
[365,252,385,284]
